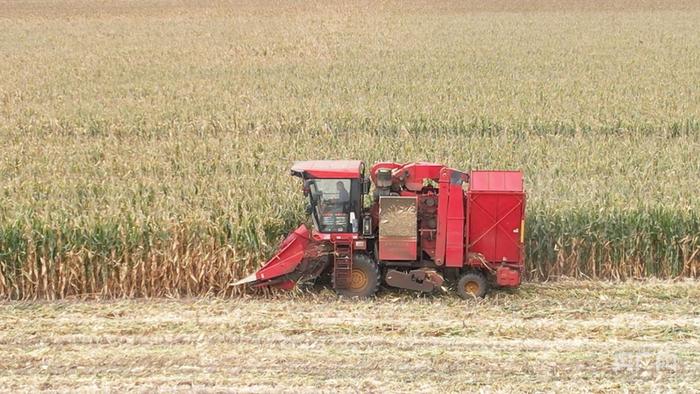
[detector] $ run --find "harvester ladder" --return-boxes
[333,240,353,289]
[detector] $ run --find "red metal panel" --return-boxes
[434,170,450,265]
[434,168,467,267]
[291,160,363,179]
[496,266,521,287]
[378,237,418,260]
[311,231,358,242]
[470,170,523,192]
[467,171,525,266]
[444,182,465,268]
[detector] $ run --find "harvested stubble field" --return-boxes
[0,281,698,392]
[1,0,699,299]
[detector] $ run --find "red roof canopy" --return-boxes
[291,160,364,179]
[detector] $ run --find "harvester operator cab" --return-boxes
[307,178,360,233]
[291,160,366,234]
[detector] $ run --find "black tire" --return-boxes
[456,271,488,299]
[336,254,380,299]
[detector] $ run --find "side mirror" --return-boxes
[305,204,313,215]
[362,177,371,195]
[362,215,372,236]
[303,180,313,196]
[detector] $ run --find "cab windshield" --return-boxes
[308,179,356,233]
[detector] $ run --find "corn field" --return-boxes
[0,0,698,299]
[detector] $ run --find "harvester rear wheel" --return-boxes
[457,271,488,299]
[336,254,379,299]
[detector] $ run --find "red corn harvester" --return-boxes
[235,161,526,298]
